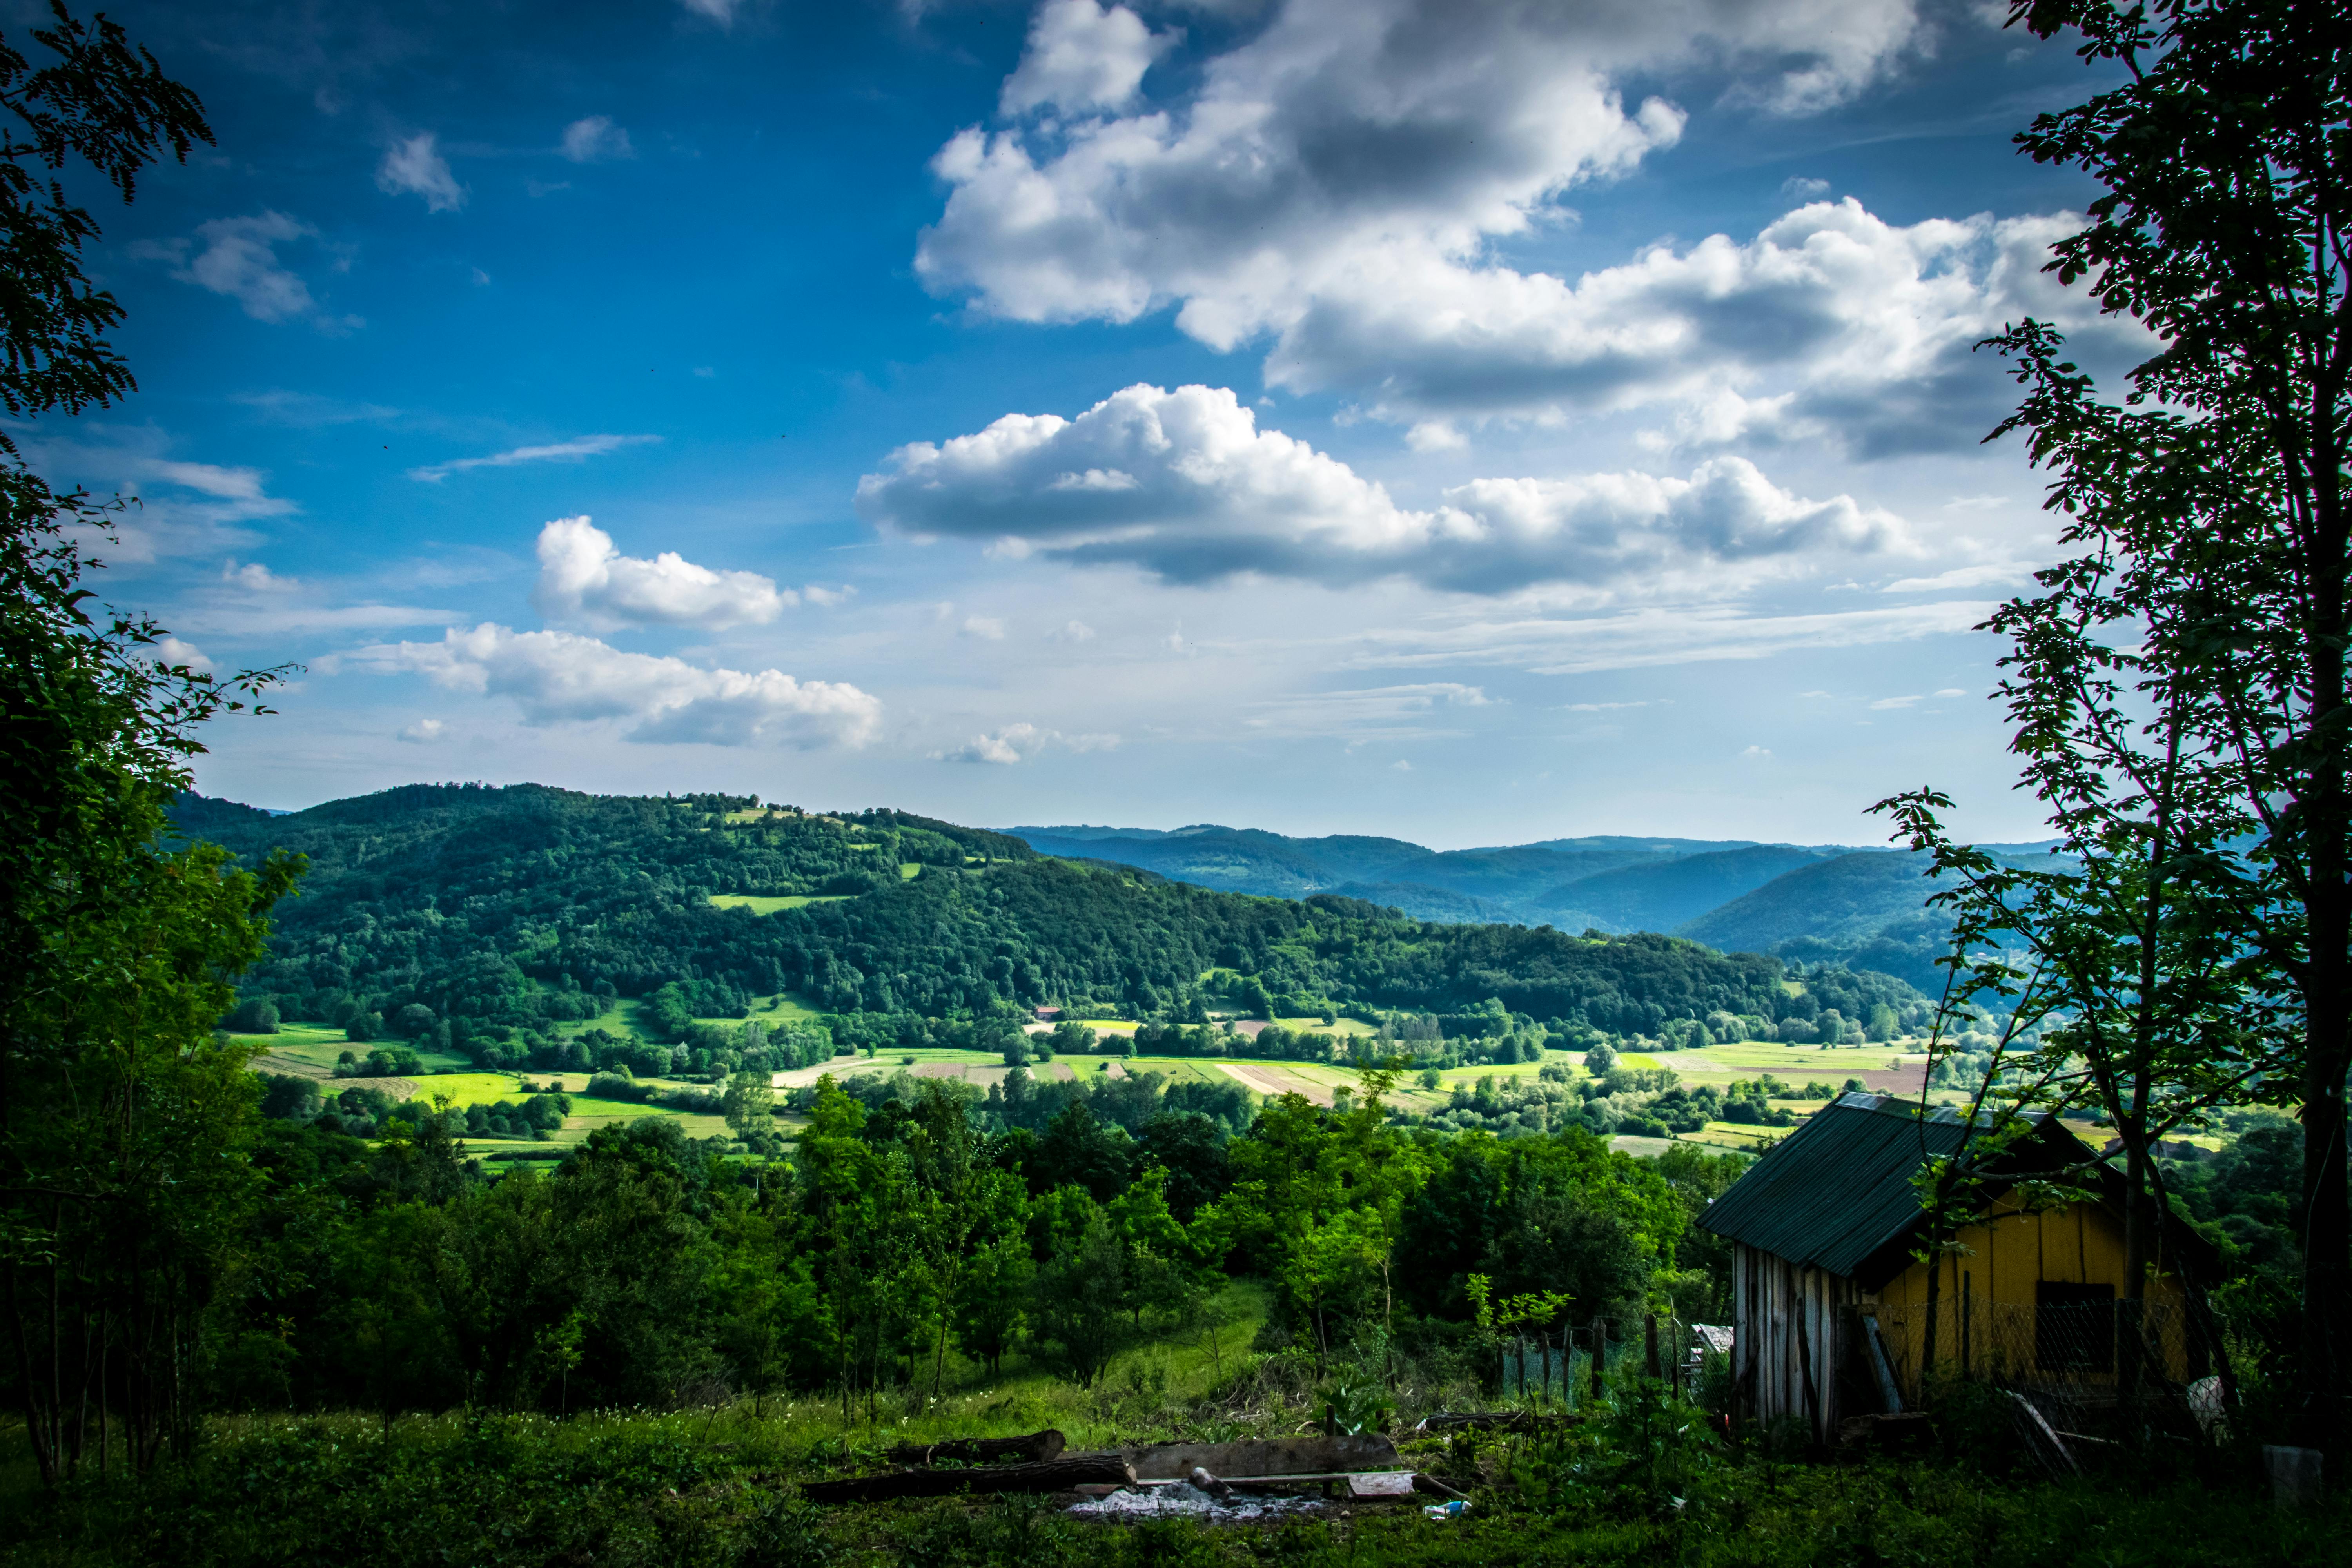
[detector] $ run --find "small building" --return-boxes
[1697,1093,2213,1444]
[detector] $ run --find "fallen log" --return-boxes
[1413,1412,1527,1433]
[885,1428,1065,1466]
[802,1454,1132,1505]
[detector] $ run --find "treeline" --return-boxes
[209,1068,1742,1418]
[179,786,1926,1069]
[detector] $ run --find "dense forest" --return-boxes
[176,784,1927,1072]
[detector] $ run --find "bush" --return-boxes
[345,1012,382,1044]
[223,997,280,1034]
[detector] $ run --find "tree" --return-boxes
[1962,0,2352,1440]
[0,4,304,1488]
[722,1068,776,1146]
[1029,1210,1129,1387]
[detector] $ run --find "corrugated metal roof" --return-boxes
[1697,1094,1981,1278]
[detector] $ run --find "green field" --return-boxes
[706,893,850,915]
[238,1025,473,1075]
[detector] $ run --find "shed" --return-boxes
[1697,1093,2212,1444]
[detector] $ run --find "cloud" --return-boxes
[532,515,788,630]
[1350,601,1994,676]
[802,584,854,607]
[399,718,446,743]
[933,721,1120,764]
[918,0,1932,427]
[131,213,344,326]
[1868,693,1923,709]
[1263,200,2129,452]
[153,636,211,673]
[1390,759,1413,771]
[1781,174,1830,198]
[407,433,657,483]
[1740,744,1771,758]
[1882,561,2034,593]
[377,133,465,212]
[961,615,1007,639]
[232,390,399,426]
[365,623,882,748]
[858,382,1914,593]
[19,432,301,563]
[679,0,742,22]
[1000,0,1179,117]
[1934,687,1967,697]
[1242,682,1493,740]
[561,116,635,163]
[221,559,296,591]
[1049,619,1098,642]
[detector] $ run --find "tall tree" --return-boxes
[0,4,299,1485]
[1981,0,2352,1443]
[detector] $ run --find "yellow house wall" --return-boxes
[1864,1189,2191,1390]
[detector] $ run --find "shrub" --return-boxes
[223,996,280,1034]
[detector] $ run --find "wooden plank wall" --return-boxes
[1732,1242,1858,1444]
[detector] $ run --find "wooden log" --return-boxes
[885,1428,1065,1466]
[802,1454,1132,1505]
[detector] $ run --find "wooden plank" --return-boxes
[1120,1434,1396,1481]
[886,1429,1064,1466]
[802,1455,1131,1504]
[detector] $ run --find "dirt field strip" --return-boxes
[1216,1061,1334,1106]
[260,1052,420,1101]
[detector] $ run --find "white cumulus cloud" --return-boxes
[365,623,882,748]
[1000,0,1179,117]
[933,721,1120,764]
[857,382,1914,594]
[153,636,212,672]
[533,515,789,630]
[377,133,466,212]
[918,0,1933,431]
[1267,200,2126,452]
[399,718,447,743]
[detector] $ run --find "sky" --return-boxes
[34,0,2141,846]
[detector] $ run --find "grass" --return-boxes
[238,1025,472,1075]
[5,1281,2338,1568]
[706,893,851,915]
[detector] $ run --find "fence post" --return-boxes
[1590,1313,1606,1402]
[1960,1271,1972,1379]
[1645,1312,1660,1380]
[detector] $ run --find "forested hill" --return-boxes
[172,784,1918,1055]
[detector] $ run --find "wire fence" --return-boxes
[1870,1295,2221,1438]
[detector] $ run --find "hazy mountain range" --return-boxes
[1005,824,2063,990]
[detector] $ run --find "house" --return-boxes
[1696,1093,2214,1444]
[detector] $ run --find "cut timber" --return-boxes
[886,1429,1064,1466]
[802,1454,1132,1504]
[1414,1412,1528,1433]
[1120,1434,1398,1481]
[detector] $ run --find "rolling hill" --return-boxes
[170,785,1926,1056]
[1005,822,2062,987]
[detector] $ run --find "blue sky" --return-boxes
[42,0,2133,845]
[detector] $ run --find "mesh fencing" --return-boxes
[1869,1296,2220,1438]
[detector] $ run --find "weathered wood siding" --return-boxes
[1731,1241,1858,1443]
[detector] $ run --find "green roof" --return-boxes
[1698,1094,1998,1280]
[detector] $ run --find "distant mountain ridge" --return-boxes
[1005,822,2063,989]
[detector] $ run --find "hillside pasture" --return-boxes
[705,893,850,915]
